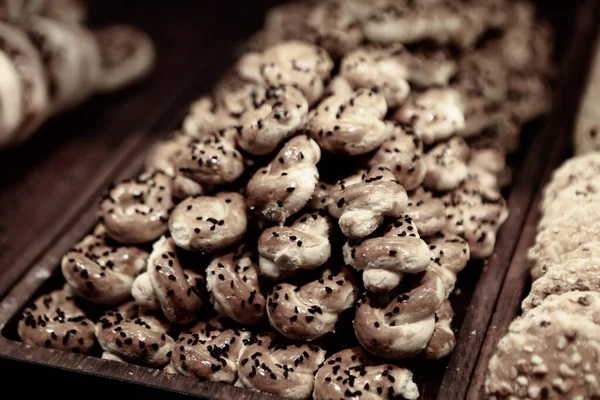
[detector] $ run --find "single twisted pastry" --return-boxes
[313,347,419,400]
[168,318,252,384]
[368,122,426,191]
[328,166,408,239]
[61,224,148,305]
[258,211,332,280]
[353,267,446,359]
[425,299,456,360]
[99,171,174,244]
[181,97,238,137]
[406,188,446,236]
[169,192,247,253]
[394,88,466,145]
[237,40,334,105]
[206,245,266,325]
[144,132,204,199]
[307,88,390,155]
[18,287,95,353]
[247,135,320,224]
[343,215,431,292]
[236,85,309,155]
[237,332,326,399]
[96,302,174,367]
[131,236,203,324]
[467,136,511,189]
[422,137,470,192]
[442,182,508,259]
[340,43,456,106]
[506,71,552,124]
[425,231,470,295]
[173,128,244,186]
[266,267,357,341]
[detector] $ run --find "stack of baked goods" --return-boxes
[17,0,554,398]
[485,153,600,399]
[0,0,155,148]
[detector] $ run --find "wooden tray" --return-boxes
[0,1,596,399]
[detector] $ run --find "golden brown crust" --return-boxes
[406,188,446,236]
[313,347,419,400]
[343,215,431,292]
[95,302,174,367]
[258,211,332,280]
[353,268,446,359]
[18,288,96,354]
[368,122,426,191]
[169,192,247,253]
[266,267,357,341]
[238,332,326,399]
[237,85,309,155]
[99,171,173,244]
[169,318,252,384]
[206,246,266,325]
[247,135,320,224]
[328,166,408,239]
[236,40,333,105]
[423,137,470,192]
[307,88,390,155]
[61,225,148,305]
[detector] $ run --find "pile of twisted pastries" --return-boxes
[0,0,155,148]
[486,152,600,399]
[18,0,554,398]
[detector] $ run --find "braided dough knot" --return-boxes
[99,171,174,244]
[181,96,238,137]
[169,317,252,384]
[308,88,390,155]
[206,245,266,325]
[423,137,470,192]
[343,215,431,292]
[258,211,332,280]
[406,188,446,236]
[238,332,326,399]
[425,231,470,295]
[313,347,419,400]
[237,40,334,105]
[236,84,309,155]
[353,267,446,359]
[328,166,408,239]
[18,288,96,354]
[96,302,174,367]
[169,192,247,252]
[61,224,148,305]
[247,135,321,224]
[266,267,358,341]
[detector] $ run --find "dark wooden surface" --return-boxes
[0,1,593,399]
[465,1,600,398]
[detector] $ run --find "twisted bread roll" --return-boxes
[353,268,446,359]
[266,267,357,341]
[18,287,95,353]
[343,215,431,292]
[307,88,390,155]
[247,135,320,224]
[468,136,511,189]
[61,224,147,305]
[238,332,326,399]
[96,302,174,367]
[426,231,470,295]
[100,171,174,244]
[132,236,203,324]
[206,245,266,325]
[258,211,332,280]
[313,347,419,400]
[237,40,333,105]
[169,317,252,384]
[181,96,237,137]
[423,137,470,192]
[394,88,465,145]
[406,188,446,236]
[236,85,309,155]
[169,192,247,253]
[173,128,244,186]
[507,71,551,124]
[328,166,408,239]
[442,182,508,259]
[340,43,456,106]
[425,299,456,360]
[368,122,426,191]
